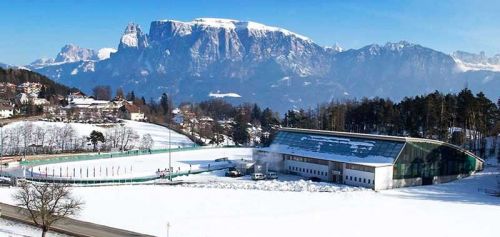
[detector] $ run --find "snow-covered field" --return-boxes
[27,148,252,181]
[0,218,68,237]
[3,120,194,149]
[1,158,498,237]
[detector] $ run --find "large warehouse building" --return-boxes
[254,128,484,190]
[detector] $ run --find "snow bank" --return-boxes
[178,169,363,192]
[184,179,363,192]
[0,218,68,237]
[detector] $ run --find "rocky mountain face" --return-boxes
[452,51,500,72]
[29,44,116,68]
[22,18,500,112]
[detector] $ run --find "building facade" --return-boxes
[0,105,14,118]
[254,128,484,190]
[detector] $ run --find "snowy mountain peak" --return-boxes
[28,45,117,69]
[325,43,344,53]
[384,41,414,51]
[119,23,148,49]
[156,18,312,42]
[29,58,55,67]
[55,44,99,63]
[452,50,500,72]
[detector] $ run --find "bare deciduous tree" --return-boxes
[139,133,154,150]
[13,182,84,237]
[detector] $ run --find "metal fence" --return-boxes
[19,145,202,166]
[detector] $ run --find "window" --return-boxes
[368,179,371,184]
[346,175,348,180]
[350,176,352,181]
[354,177,357,182]
[363,178,366,183]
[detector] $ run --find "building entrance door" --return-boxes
[331,173,342,183]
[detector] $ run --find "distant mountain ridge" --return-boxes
[452,51,500,72]
[6,18,498,111]
[29,44,117,69]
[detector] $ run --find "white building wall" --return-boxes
[343,168,375,188]
[284,160,329,180]
[130,112,144,121]
[0,109,13,118]
[374,166,393,190]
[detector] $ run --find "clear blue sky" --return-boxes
[1,0,499,65]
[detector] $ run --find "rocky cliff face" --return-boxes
[452,51,500,72]
[25,18,500,112]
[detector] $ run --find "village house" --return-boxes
[0,82,16,95]
[16,82,43,94]
[0,103,14,118]
[119,103,145,121]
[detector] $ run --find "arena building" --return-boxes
[254,128,484,190]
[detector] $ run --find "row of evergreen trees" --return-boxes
[90,86,499,157]
[283,89,499,157]
[0,68,76,98]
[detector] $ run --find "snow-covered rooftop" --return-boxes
[260,128,484,165]
[260,145,395,167]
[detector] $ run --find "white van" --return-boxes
[266,172,278,180]
[251,173,266,180]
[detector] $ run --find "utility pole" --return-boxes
[0,123,3,175]
[166,222,171,237]
[0,123,3,161]
[168,126,172,181]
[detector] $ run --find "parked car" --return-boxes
[0,177,11,186]
[251,173,266,181]
[266,171,278,180]
[225,168,243,177]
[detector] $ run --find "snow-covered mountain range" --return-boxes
[29,44,117,69]
[452,51,500,72]
[2,18,499,111]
